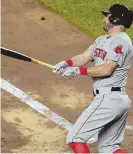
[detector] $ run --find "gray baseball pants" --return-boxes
[66,87,131,153]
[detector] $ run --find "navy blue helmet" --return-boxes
[102,4,133,28]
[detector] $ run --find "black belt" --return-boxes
[93,87,121,96]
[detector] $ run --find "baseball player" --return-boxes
[55,4,133,153]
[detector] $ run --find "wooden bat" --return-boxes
[1,47,56,69]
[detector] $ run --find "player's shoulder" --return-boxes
[96,34,106,40]
[94,34,106,43]
[112,32,132,47]
[111,32,133,55]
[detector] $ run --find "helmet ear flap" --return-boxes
[109,14,120,25]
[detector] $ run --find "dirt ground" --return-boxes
[1,0,133,153]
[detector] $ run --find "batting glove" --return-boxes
[55,60,73,75]
[62,67,88,79]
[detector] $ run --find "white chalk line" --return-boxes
[0,78,97,143]
[1,78,133,145]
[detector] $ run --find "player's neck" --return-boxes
[108,25,126,37]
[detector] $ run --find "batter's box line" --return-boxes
[1,78,133,144]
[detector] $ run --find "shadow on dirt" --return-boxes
[1,117,30,153]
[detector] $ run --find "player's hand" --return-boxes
[62,67,80,79]
[55,61,68,75]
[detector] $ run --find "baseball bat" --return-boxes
[1,47,55,69]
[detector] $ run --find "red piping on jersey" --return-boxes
[72,95,105,142]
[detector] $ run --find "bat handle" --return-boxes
[32,59,56,69]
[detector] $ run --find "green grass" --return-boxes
[41,0,133,39]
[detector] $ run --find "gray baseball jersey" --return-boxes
[88,32,133,89]
[66,32,132,153]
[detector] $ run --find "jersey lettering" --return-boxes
[94,48,107,60]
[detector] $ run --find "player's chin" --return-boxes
[103,27,108,32]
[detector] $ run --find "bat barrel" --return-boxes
[1,47,31,62]
[1,47,55,70]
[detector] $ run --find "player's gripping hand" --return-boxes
[62,67,88,79]
[55,60,73,75]
[62,67,79,79]
[55,61,68,75]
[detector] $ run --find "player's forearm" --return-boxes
[70,55,87,66]
[86,65,111,77]
[78,64,112,77]
[65,50,93,67]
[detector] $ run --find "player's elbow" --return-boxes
[103,68,113,77]
[105,70,112,76]
[99,60,118,77]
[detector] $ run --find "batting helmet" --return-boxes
[101,4,133,28]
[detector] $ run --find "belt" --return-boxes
[93,87,126,96]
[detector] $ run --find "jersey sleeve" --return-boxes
[88,36,103,53]
[88,42,96,53]
[106,38,128,67]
